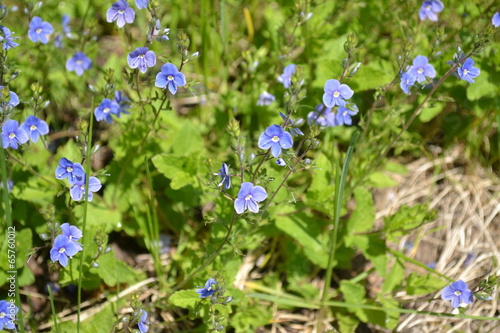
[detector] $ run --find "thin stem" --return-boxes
[47,286,60,333]
[317,131,359,332]
[77,98,95,332]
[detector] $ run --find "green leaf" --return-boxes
[418,100,444,123]
[169,290,201,310]
[466,71,497,101]
[353,234,387,276]
[349,60,394,91]
[93,251,142,286]
[275,212,328,268]
[345,187,375,247]
[367,171,398,188]
[152,153,207,190]
[340,280,368,322]
[382,258,405,293]
[405,272,447,295]
[384,204,437,241]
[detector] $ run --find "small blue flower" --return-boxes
[322,79,354,108]
[55,157,85,185]
[28,16,54,44]
[138,309,150,333]
[196,278,218,298]
[276,158,286,166]
[136,0,148,9]
[457,58,480,83]
[62,14,72,36]
[407,55,436,83]
[113,91,131,117]
[0,85,19,109]
[94,98,120,124]
[214,163,231,189]
[441,280,474,308]
[307,104,336,127]
[21,115,49,143]
[258,124,293,158]
[234,182,268,214]
[277,64,296,88]
[400,72,416,95]
[106,0,135,28]
[0,300,17,330]
[0,26,19,50]
[70,176,102,202]
[1,120,28,149]
[279,112,304,137]
[493,12,500,28]
[128,47,156,73]
[155,63,186,95]
[60,223,83,251]
[419,0,444,22]
[336,104,358,126]
[66,52,92,76]
[257,91,276,106]
[50,234,80,267]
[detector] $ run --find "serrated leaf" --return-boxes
[152,153,207,190]
[466,71,496,101]
[169,290,201,310]
[93,251,142,286]
[405,272,447,295]
[340,280,368,322]
[367,171,397,188]
[345,187,375,247]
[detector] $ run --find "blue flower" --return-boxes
[55,157,85,185]
[196,278,218,298]
[277,64,296,88]
[0,85,19,109]
[0,300,17,330]
[155,63,186,94]
[322,79,354,108]
[60,223,83,251]
[66,52,92,76]
[1,120,28,149]
[136,0,148,9]
[50,234,80,267]
[400,72,416,95]
[258,124,293,158]
[113,91,131,116]
[234,182,268,214]
[70,176,102,202]
[276,158,286,166]
[28,16,54,44]
[21,115,49,143]
[62,14,72,36]
[128,47,156,73]
[419,0,444,22]
[279,112,304,137]
[307,104,336,127]
[138,309,150,333]
[407,55,436,83]
[106,0,135,28]
[336,104,358,126]
[257,91,276,106]
[494,12,500,28]
[0,26,19,50]
[457,58,480,83]
[441,280,473,308]
[94,98,120,124]
[214,163,231,189]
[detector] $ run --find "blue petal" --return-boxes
[234,198,246,214]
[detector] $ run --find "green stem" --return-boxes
[48,286,60,333]
[77,99,95,332]
[317,131,359,331]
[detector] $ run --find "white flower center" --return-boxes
[167,75,174,81]
[118,9,124,14]
[59,247,66,254]
[36,28,42,34]
[271,135,280,142]
[67,166,73,173]
[8,133,15,139]
[417,68,424,74]
[426,5,432,10]
[76,60,82,65]
[333,91,340,98]
[463,69,469,75]
[0,312,5,319]
[245,194,252,201]
[139,54,144,59]
[103,107,110,114]
[30,124,37,131]
[454,290,462,296]
[343,111,348,116]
